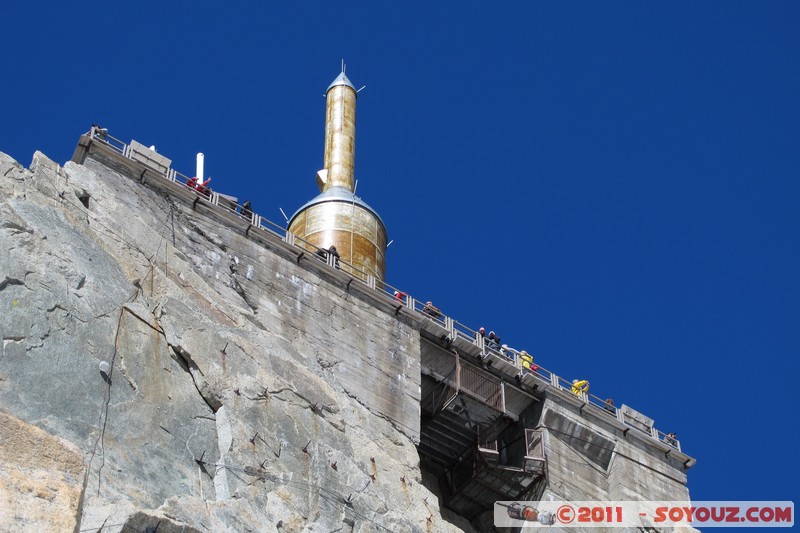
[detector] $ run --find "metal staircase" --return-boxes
[418,336,547,519]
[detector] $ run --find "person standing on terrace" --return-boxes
[571,379,589,395]
[423,301,443,319]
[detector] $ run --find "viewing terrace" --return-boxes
[71,127,695,473]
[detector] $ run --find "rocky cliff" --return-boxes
[0,149,464,533]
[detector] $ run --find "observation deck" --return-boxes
[71,127,695,520]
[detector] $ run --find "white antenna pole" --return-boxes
[196,153,204,181]
[279,207,289,224]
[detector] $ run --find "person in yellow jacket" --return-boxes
[519,351,538,373]
[571,379,589,395]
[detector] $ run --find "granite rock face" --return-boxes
[0,150,461,533]
[0,412,86,532]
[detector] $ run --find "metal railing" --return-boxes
[84,127,684,454]
[90,127,126,154]
[477,426,498,452]
[526,428,545,460]
[460,363,503,412]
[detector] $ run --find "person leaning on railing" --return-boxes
[519,350,538,372]
[91,124,108,139]
[571,379,589,395]
[422,301,443,319]
[327,245,340,268]
[187,176,212,196]
[240,200,253,220]
[603,397,616,413]
[486,331,501,350]
[315,245,340,269]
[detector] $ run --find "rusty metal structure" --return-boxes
[288,70,387,281]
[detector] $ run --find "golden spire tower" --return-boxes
[288,70,387,281]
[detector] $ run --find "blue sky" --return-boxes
[3,0,798,513]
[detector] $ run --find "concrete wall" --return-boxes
[539,394,690,504]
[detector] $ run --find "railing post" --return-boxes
[283,231,295,245]
[252,214,261,228]
[524,429,530,455]
[500,382,506,414]
[651,427,659,440]
[444,316,454,333]
[210,192,220,206]
[550,374,559,388]
[455,350,461,392]
[616,409,625,424]
[366,275,376,289]
[481,335,488,359]
[406,296,416,311]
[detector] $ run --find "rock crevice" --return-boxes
[0,149,454,532]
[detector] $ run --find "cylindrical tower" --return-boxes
[323,73,357,191]
[288,71,387,282]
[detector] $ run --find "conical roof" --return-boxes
[326,71,356,93]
